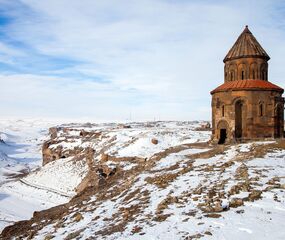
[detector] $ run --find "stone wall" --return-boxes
[211,89,284,143]
[224,57,268,82]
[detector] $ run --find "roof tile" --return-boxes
[211,80,283,94]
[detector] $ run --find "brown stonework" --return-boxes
[211,26,284,143]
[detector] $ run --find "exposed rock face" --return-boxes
[42,127,86,165]
[42,140,63,165]
[246,190,262,202]
[75,147,118,194]
[195,122,211,131]
[79,130,101,138]
[151,138,158,145]
[41,124,156,195]
[42,140,84,166]
[73,212,83,222]
[49,127,59,139]
[156,196,179,214]
[101,153,109,162]
[229,198,244,208]
[118,124,131,129]
[235,163,249,179]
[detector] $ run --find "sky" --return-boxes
[0,0,285,121]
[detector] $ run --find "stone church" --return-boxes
[211,26,284,144]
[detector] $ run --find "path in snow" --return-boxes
[0,119,69,231]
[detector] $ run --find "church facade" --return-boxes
[211,26,284,144]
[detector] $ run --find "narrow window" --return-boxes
[264,71,267,80]
[230,71,235,81]
[222,105,225,117]
[262,71,265,80]
[216,98,220,108]
[241,71,244,80]
[252,70,255,79]
[259,104,263,116]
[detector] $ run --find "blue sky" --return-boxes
[0,0,285,121]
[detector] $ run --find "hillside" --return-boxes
[1,120,285,239]
[0,119,71,231]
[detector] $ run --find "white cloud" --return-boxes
[0,0,285,120]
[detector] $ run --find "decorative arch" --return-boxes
[217,120,230,144]
[228,64,237,81]
[231,96,247,105]
[232,97,247,139]
[238,63,247,80]
[250,62,258,79]
[258,101,265,117]
[217,120,229,130]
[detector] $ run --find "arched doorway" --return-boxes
[274,104,284,138]
[235,100,243,139]
[217,120,229,144]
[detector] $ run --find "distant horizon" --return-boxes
[0,116,211,124]
[1,0,285,120]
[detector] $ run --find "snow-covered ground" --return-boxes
[0,119,69,230]
[0,120,210,233]
[23,156,88,197]
[31,141,285,240]
[0,119,48,183]
[2,119,285,240]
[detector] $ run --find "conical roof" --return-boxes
[223,26,270,62]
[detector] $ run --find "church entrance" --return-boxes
[218,129,227,144]
[217,120,229,144]
[235,100,243,139]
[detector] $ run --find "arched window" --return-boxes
[222,105,225,117]
[241,71,244,80]
[259,103,264,116]
[250,63,258,79]
[230,71,234,81]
